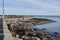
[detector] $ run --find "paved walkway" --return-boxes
[3,19,13,40]
[0,18,4,40]
[0,18,13,40]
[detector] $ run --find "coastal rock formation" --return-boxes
[6,17,58,40]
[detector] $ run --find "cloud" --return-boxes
[3,7,59,15]
[16,0,60,10]
[0,0,60,15]
[13,0,60,13]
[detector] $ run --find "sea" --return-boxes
[24,15,60,37]
[24,15,60,34]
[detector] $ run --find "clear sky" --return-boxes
[0,0,60,15]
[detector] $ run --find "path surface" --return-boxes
[0,18,3,40]
[3,19,13,40]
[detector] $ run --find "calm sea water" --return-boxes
[30,16,60,33]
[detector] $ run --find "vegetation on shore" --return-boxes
[31,18,56,25]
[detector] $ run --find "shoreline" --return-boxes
[6,17,60,40]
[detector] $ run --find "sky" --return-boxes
[0,0,60,15]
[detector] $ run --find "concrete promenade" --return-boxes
[3,19,13,40]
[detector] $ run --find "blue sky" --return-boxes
[0,0,60,15]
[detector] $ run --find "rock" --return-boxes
[32,37,40,40]
[22,35,32,40]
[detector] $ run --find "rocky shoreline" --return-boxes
[6,18,60,40]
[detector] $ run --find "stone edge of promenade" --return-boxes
[3,20,14,40]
